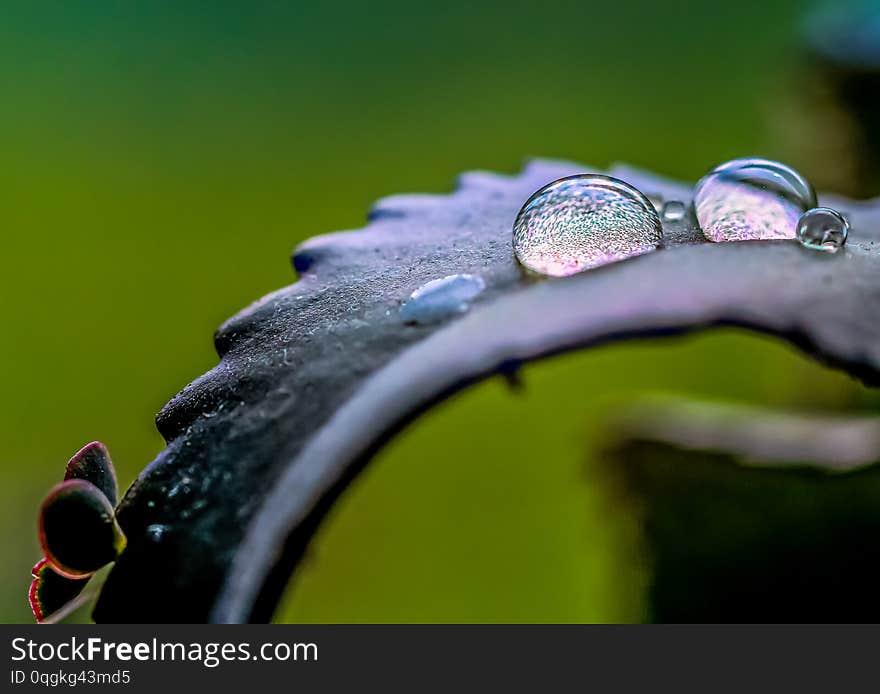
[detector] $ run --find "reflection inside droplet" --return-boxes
[400,274,486,325]
[693,158,817,242]
[797,207,849,253]
[512,174,662,277]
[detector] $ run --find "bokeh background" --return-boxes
[2,0,877,623]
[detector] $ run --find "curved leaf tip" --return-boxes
[65,441,118,506]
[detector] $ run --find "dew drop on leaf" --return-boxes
[797,207,849,253]
[400,274,486,325]
[693,158,817,242]
[146,524,168,543]
[512,174,662,277]
[662,200,687,222]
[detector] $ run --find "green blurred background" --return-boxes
[1,0,875,623]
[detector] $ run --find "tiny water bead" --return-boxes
[797,207,849,253]
[146,524,169,543]
[512,174,663,277]
[662,200,687,222]
[693,158,817,242]
[400,274,486,325]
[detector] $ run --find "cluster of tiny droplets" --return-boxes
[512,178,662,277]
[693,179,807,242]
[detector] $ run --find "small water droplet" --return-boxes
[400,274,486,325]
[145,524,167,542]
[167,476,192,500]
[662,200,687,222]
[512,174,662,277]
[693,158,817,242]
[797,207,849,253]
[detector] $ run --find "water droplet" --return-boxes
[400,274,486,325]
[512,174,662,277]
[797,207,849,253]
[167,476,192,500]
[693,158,817,242]
[145,524,167,542]
[662,200,687,222]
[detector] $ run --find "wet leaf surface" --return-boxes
[93,160,880,622]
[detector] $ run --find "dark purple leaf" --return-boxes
[40,479,122,579]
[28,558,90,624]
[65,441,118,507]
[93,161,880,623]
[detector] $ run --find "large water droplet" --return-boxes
[693,158,817,242]
[512,174,662,277]
[400,274,486,325]
[797,207,849,253]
